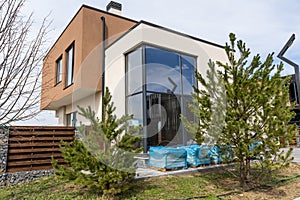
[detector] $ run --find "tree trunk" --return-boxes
[246,157,251,181]
[239,159,246,188]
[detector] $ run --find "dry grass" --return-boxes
[0,163,300,199]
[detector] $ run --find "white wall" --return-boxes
[55,107,66,125]
[56,91,102,126]
[104,55,126,118]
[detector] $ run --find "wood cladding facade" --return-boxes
[41,5,137,111]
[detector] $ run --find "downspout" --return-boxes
[101,16,106,121]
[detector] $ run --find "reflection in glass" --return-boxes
[127,47,143,95]
[127,93,143,127]
[181,55,195,95]
[146,46,181,94]
[146,92,181,146]
[66,45,74,86]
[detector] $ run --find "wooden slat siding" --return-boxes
[9,142,63,148]
[9,153,63,160]
[7,159,65,167]
[6,126,75,172]
[9,148,61,154]
[9,136,74,142]
[8,165,58,173]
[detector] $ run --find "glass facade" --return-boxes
[126,45,196,152]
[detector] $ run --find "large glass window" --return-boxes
[66,44,74,87]
[56,56,62,84]
[126,45,196,151]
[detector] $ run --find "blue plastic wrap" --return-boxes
[249,141,263,160]
[211,145,233,163]
[209,146,219,164]
[249,141,262,151]
[177,145,200,167]
[148,146,187,169]
[198,145,211,165]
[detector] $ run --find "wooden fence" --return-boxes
[6,126,75,172]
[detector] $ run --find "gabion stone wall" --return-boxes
[0,129,8,186]
[1,170,54,186]
[0,129,8,174]
[0,129,54,186]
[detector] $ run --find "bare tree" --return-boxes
[0,0,50,125]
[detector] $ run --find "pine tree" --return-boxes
[53,87,141,197]
[182,33,296,188]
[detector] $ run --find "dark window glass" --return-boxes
[146,92,181,146]
[56,57,62,84]
[66,44,74,86]
[127,47,143,95]
[145,46,181,94]
[66,112,77,127]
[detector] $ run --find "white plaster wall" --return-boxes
[105,55,126,118]
[55,107,66,126]
[105,23,228,118]
[73,91,102,125]
[57,91,102,126]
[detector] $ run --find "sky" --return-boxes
[17,0,300,125]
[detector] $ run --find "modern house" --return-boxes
[41,1,228,152]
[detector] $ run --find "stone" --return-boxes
[0,169,54,187]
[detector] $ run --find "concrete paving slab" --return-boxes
[281,147,300,164]
[135,164,233,179]
[135,147,300,180]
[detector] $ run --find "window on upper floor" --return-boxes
[66,43,74,87]
[56,56,62,84]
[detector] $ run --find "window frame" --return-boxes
[66,111,77,127]
[55,55,63,85]
[65,42,75,88]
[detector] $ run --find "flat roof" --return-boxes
[106,20,225,51]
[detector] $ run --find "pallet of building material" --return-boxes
[209,145,234,164]
[148,146,187,170]
[149,166,186,172]
[198,145,212,165]
[177,144,201,167]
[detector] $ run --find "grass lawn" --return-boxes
[1,164,300,200]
